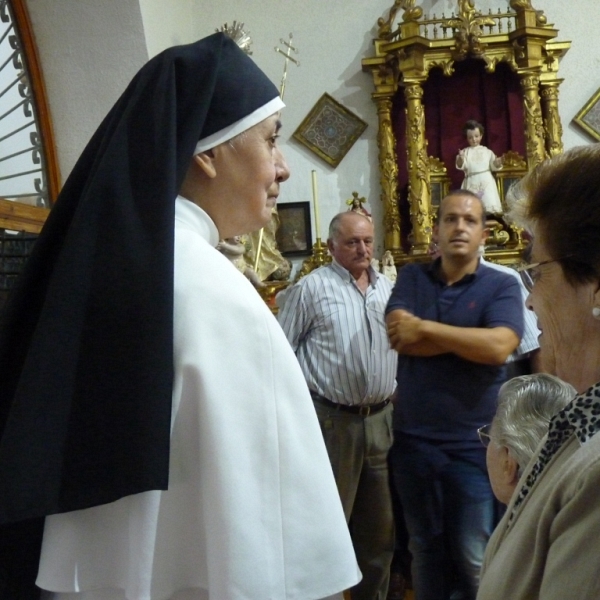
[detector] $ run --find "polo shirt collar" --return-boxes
[428,256,483,285]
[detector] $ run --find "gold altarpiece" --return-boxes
[362,0,570,265]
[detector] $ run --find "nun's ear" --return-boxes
[193,151,217,179]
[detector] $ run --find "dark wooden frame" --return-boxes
[11,0,60,205]
[275,202,312,257]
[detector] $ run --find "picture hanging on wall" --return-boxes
[275,202,312,257]
[293,93,367,168]
[573,86,600,141]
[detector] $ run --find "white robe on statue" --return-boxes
[36,196,360,600]
[456,145,503,214]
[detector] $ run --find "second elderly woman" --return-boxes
[477,144,600,600]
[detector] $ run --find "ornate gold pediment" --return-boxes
[362,0,570,265]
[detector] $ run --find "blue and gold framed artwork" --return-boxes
[293,93,367,168]
[573,86,600,141]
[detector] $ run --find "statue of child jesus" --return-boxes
[456,119,504,215]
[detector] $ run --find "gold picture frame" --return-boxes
[292,93,367,168]
[573,87,600,141]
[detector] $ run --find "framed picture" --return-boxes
[428,156,451,211]
[292,93,368,168]
[573,87,600,141]
[497,176,522,211]
[276,202,312,257]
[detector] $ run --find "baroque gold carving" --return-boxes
[404,83,433,255]
[486,220,510,246]
[446,0,495,60]
[520,73,547,167]
[294,241,332,283]
[510,0,547,26]
[428,156,448,176]
[510,0,533,8]
[428,59,455,77]
[540,82,563,157]
[501,150,527,171]
[375,98,403,255]
[512,39,526,61]
[362,1,570,265]
[377,0,423,40]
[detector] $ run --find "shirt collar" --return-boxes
[330,258,379,287]
[175,195,220,247]
[427,256,481,285]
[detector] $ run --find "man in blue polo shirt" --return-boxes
[386,190,523,600]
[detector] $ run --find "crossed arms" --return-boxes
[386,309,519,366]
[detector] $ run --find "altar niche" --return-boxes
[362,0,570,266]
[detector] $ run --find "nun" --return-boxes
[0,33,359,600]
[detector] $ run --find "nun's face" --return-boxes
[210,113,290,237]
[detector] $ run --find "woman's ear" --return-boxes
[193,151,217,179]
[503,450,520,486]
[592,282,600,314]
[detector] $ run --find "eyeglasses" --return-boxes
[477,424,492,448]
[516,258,564,293]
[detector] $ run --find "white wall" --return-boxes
[24,0,600,256]
[136,0,600,257]
[25,0,148,180]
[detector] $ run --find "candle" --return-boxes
[311,170,321,240]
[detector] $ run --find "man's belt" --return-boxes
[311,392,391,417]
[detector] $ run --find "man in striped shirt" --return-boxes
[278,211,397,600]
[479,246,540,377]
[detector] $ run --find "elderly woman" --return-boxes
[480,374,575,505]
[477,144,600,600]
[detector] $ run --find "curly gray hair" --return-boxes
[492,374,576,474]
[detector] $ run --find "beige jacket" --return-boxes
[478,433,600,599]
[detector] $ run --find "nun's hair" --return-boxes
[492,373,576,475]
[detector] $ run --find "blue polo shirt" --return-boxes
[386,259,524,449]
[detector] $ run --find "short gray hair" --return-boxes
[328,211,371,241]
[492,374,576,474]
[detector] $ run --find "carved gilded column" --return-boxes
[519,72,547,168]
[540,80,564,157]
[404,82,433,255]
[375,97,403,257]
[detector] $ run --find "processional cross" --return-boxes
[274,33,300,101]
[253,34,300,271]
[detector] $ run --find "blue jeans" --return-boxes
[389,435,494,600]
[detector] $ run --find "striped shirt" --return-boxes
[481,258,540,361]
[277,261,397,406]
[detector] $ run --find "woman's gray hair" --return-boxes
[492,373,576,474]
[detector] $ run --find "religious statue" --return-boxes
[456,119,504,215]
[242,207,292,282]
[346,191,372,220]
[381,250,397,282]
[217,236,264,288]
